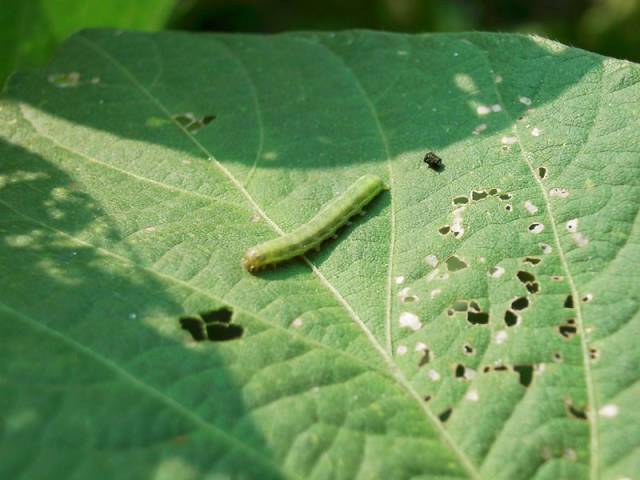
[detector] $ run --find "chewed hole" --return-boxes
[463,343,474,355]
[505,204,513,211]
[582,293,593,303]
[564,295,574,308]
[172,112,216,133]
[200,308,233,324]
[454,364,476,380]
[471,190,488,201]
[453,300,468,312]
[504,310,520,327]
[537,166,547,179]
[438,407,453,423]
[467,311,489,325]
[566,219,578,232]
[558,324,577,339]
[523,257,541,265]
[526,282,540,294]
[180,317,206,341]
[565,400,588,420]
[446,255,468,272]
[468,301,481,312]
[439,225,451,235]
[418,348,431,366]
[206,323,244,341]
[517,271,536,283]
[453,196,469,205]
[180,307,243,342]
[529,223,545,234]
[514,365,534,387]
[498,193,512,201]
[552,352,563,363]
[511,297,529,311]
[551,275,564,282]
[589,348,599,360]
[489,266,505,278]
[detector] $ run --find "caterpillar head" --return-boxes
[242,248,267,272]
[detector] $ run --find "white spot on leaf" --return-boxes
[465,389,479,401]
[599,404,619,418]
[539,243,552,254]
[495,330,508,344]
[430,288,442,299]
[399,312,422,331]
[531,127,542,137]
[566,219,579,232]
[489,266,505,278]
[519,96,532,106]
[428,369,441,381]
[425,255,438,268]
[396,345,408,355]
[501,136,517,145]
[476,105,491,115]
[395,275,405,285]
[415,342,427,352]
[529,223,545,234]
[523,200,539,214]
[291,318,304,329]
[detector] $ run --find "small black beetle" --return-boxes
[423,151,443,171]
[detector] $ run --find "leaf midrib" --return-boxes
[73,32,482,479]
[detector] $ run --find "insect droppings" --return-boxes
[423,152,443,171]
[242,174,386,272]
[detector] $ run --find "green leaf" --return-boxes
[1,30,639,479]
[0,0,175,85]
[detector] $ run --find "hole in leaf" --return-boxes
[526,282,540,294]
[463,343,474,355]
[201,308,233,324]
[511,297,529,310]
[446,255,468,272]
[564,295,574,308]
[565,400,588,420]
[453,196,469,205]
[528,223,544,233]
[493,365,508,371]
[498,193,512,201]
[455,364,466,378]
[453,300,468,312]
[552,352,563,363]
[488,188,498,195]
[537,166,547,179]
[438,407,453,423]
[172,112,217,133]
[551,275,564,282]
[180,317,206,341]
[424,395,432,402]
[439,225,451,235]
[504,310,519,327]
[514,365,534,387]
[467,311,489,325]
[468,301,481,312]
[179,307,242,342]
[206,323,244,342]
[589,348,599,360]
[418,349,431,367]
[523,257,542,265]
[471,190,488,201]
[517,271,535,283]
[558,324,577,339]
[505,204,513,211]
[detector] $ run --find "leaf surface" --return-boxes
[1,30,639,480]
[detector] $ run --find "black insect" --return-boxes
[423,151,443,171]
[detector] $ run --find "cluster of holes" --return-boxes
[441,188,513,237]
[172,112,216,133]
[448,300,489,325]
[517,270,540,294]
[179,307,243,342]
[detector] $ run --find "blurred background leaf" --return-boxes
[0,0,175,85]
[2,0,640,88]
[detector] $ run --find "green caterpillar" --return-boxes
[243,174,386,272]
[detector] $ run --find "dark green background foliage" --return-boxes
[3,0,640,85]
